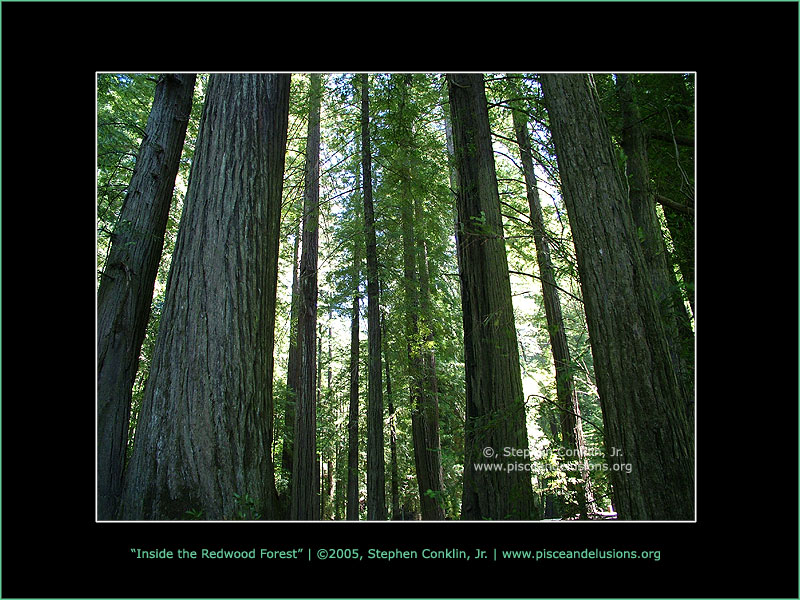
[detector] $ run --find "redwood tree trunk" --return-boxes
[413,198,446,520]
[291,73,322,521]
[382,312,401,520]
[540,73,694,520]
[361,73,386,520]
[119,74,290,520]
[447,73,535,520]
[511,100,594,519]
[346,283,361,520]
[282,220,301,502]
[393,75,445,520]
[616,74,695,420]
[97,73,195,520]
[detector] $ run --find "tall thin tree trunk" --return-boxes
[510,98,594,519]
[291,73,322,521]
[394,75,444,520]
[334,388,346,520]
[97,73,196,520]
[325,459,334,520]
[413,198,446,520]
[443,100,462,278]
[119,73,290,520]
[400,172,429,516]
[540,73,694,520]
[447,73,535,520]
[325,314,334,518]
[382,312,401,520]
[346,200,362,521]
[282,220,301,501]
[316,326,323,518]
[346,282,361,520]
[361,73,386,520]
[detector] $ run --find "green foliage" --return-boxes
[231,493,261,520]
[183,508,204,520]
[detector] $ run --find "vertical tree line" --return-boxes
[540,73,693,520]
[97,74,196,520]
[98,72,694,521]
[290,73,322,520]
[119,74,290,520]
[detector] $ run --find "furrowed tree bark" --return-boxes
[511,98,594,519]
[119,73,290,520]
[540,73,694,520]
[97,73,195,520]
[447,73,535,520]
[615,74,695,420]
[361,73,387,520]
[291,73,322,521]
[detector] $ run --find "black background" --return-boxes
[2,2,797,598]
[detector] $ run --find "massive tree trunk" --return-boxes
[447,73,535,520]
[291,73,322,521]
[119,73,290,521]
[615,74,695,420]
[540,73,694,520]
[361,74,387,520]
[97,73,195,520]
[511,98,594,519]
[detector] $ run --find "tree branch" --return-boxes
[509,270,583,305]
[655,194,694,217]
[646,127,694,147]
[527,394,604,434]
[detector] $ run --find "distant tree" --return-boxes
[346,234,362,520]
[510,88,594,519]
[281,218,300,500]
[360,73,387,520]
[292,73,323,521]
[391,75,445,520]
